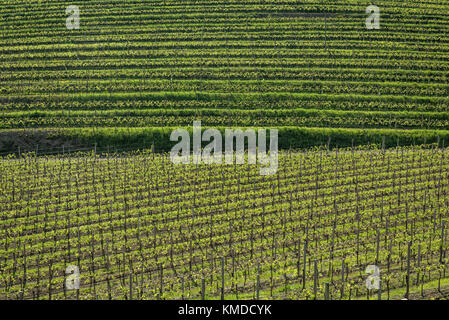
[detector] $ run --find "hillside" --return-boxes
[1,0,449,151]
[1,1,449,302]
[1,147,449,300]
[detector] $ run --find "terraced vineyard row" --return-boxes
[1,146,448,299]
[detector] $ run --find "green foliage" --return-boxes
[44,127,449,152]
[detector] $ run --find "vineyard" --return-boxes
[1,0,449,302]
[0,0,449,151]
[1,146,449,300]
